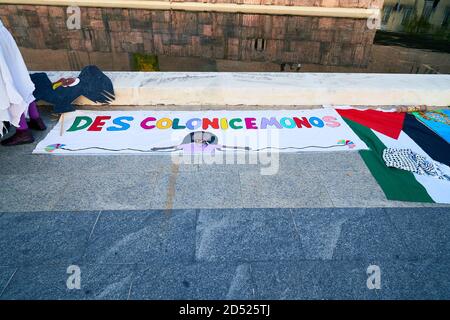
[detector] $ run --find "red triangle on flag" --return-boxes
[336,109,405,140]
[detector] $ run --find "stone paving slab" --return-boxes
[0,264,135,300]
[0,267,16,297]
[290,208,365,259]
[386,207,450,260]
[52,172,170,211]
[196,209,304,262]
[129,262,254,300]
[172,171,243,209]
[374,259,450,300]
[0,174,68,212]
[250,259,450,300]
[196,161,266,174]
[0,211,98,266]
[251,261,379,300]
[83,210,197,264]
[329,208,410,260]
[279,152,369,172]
[0,154,198,177]
[239,171,333,208]
[313,170,389,207]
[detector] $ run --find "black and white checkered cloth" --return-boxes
[382,148,450,180]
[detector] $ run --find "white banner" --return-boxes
[33,109,368,155]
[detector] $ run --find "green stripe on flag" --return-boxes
[343,117,434,203]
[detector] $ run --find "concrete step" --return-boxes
[36,72,450,108]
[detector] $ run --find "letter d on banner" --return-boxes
[367,265,381,290]
[67,116,93,132]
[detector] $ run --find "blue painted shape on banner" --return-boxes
[30,65,115,114]
[413,109,450,143]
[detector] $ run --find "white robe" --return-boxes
[0,19,35,136]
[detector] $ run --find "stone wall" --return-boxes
[0,4,377,70]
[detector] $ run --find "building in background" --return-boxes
[381,0,450,37]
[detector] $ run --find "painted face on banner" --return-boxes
[52,77,80,90]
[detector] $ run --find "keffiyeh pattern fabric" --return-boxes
[383,148,450,181]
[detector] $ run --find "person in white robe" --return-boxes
[0,18,46,146]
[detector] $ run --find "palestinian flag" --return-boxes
[336,108,450,204]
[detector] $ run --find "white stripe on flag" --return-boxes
[373,130,450,204]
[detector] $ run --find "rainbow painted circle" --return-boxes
[45,144,65,153]
[337,139,355,149]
